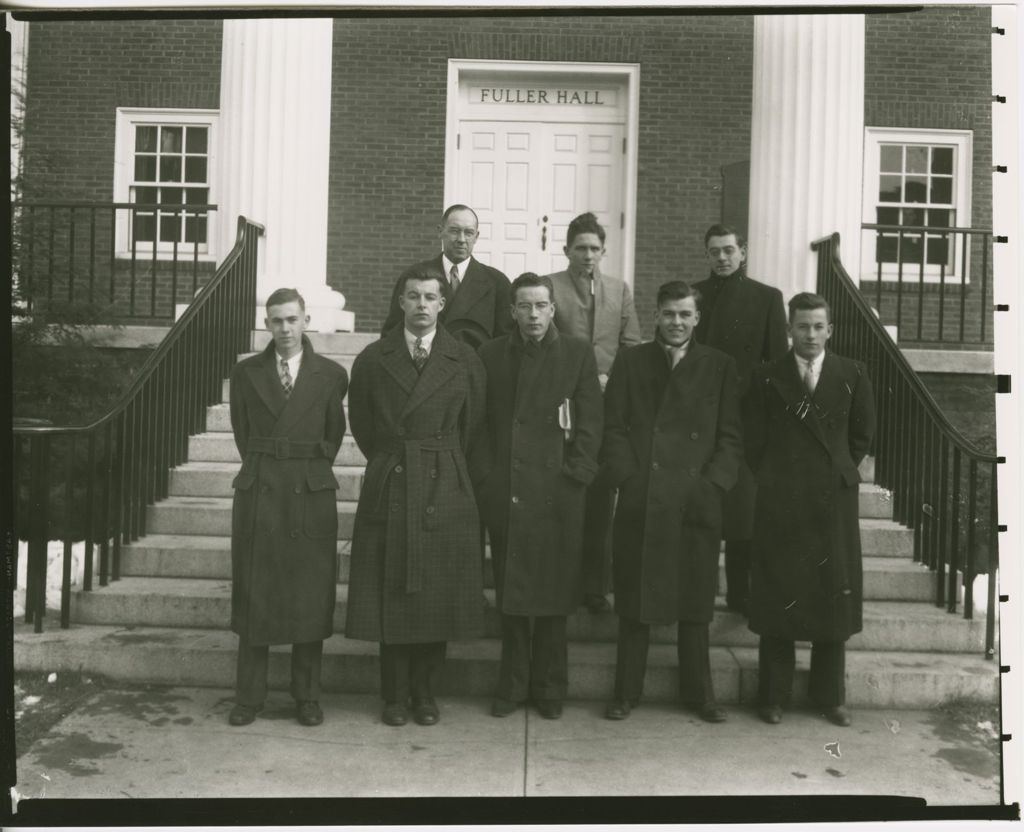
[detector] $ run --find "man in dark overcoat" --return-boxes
[545,211,642,614]
[228,287,349,727]
[381,204,512,349]
[346,267,487,727]
[602,280,743,723]
[478,272,604,720]
[746,292,875,727]
[693,223,788,616]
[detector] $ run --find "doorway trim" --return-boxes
[444,59,641,287]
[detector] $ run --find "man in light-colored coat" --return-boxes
[346,267,487,728]
[602,280,742,723]
[546,211,642,613]
[477,272,604,720]
[228,288,348,728]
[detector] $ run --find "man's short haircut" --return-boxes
[510,272,554,303]
[265,287,305,312]
[788,291,832,323]
[566,211,606,247]
[656,279,702,311]
[704,223,746,249]
[401,265,447,297]
[441,204,479,227]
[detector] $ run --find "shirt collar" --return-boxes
[794,350,825,374]
[275,348,303,376]
[404,327,437,353]
[442,255,469,282]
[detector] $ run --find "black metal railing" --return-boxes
[860,223,993,347]
[13,216,263,632]
[13,201,218,320]
[815,233,999,658]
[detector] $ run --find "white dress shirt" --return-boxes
[276,349,303,383]
[794,350,825,394]
[404,327,437,359]
[442,255,469,290]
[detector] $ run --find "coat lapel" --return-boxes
[245,342,287,421]
[446,257,487,319]
[769,350,828,449]
[511,328,559,419]
[271,337,326,437]
[593,269,619,344]
[657,340,705,423]
[811,351,849,421]
[379,327,419,396]
[399,326,461,420]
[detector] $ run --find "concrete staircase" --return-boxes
[14,332,999,708]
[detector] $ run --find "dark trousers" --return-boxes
[379,641,447,704]
[495,614,568,702]
[235,638,323,706]
[581,481,615,596]
[724,539,751,609]
[613,617,716,706]
[758,635,846,708]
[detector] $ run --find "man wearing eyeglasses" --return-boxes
[476,272,603,720]
[381,204,513,349]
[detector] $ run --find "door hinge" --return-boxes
[457,133,461,150]
[620,212,625,229]
[622,137,627,154]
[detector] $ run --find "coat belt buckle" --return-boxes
[274,437,290,459]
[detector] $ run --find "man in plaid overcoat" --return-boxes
[346,266,488,727]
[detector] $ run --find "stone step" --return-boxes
[14,622,998,708]
[187,433,366,466]
[168,458,893,520]
[170,462,365,501]
[69,577,986,654]
[118,536,935,601]
[252,330,377,354]
[143,494,911,556]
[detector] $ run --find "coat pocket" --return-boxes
[303,471,340,539]
[231,472,256,538]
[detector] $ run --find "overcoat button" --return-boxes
[426,506,435,514]
[545,497,553,506]
[391,503,399,512]
[397,427,406,436]
[293,486,302,494]
[290,530,299,538]
[430,469,438,478]
[512,496,519,504]
[394,465,404,473]
[545,460,554,469]
[435,432,443,439]
[690,432,699,440]
[651,462,659,471]
[688,467,698,476]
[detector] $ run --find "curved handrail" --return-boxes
[812,232,996,465]
[13,215,264,437]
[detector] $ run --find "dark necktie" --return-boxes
[449,264,460,295]
[802,362,816,396]
[412,337,428,373]
[279,359,293,397]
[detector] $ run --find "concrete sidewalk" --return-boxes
[11,685,1002,804]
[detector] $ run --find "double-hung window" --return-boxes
[861,127,972,282]
[113,108,218,258]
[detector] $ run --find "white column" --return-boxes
[9,16,29,197]
[747,14,865,301]
[216,19,352,331]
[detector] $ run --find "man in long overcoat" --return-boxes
[381,204,512,349]
[228,287,349,727]
[693,223,788,615]
[478,272,604,719]
[546,211,642,614]
[602,280,743,722]
[746,292,875,727]
[346,267,487,727]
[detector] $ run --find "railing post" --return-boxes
[27,436,51,632]
[61,436,75,628]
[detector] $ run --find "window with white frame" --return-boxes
[861,127,972,282]
[113,108,218,257]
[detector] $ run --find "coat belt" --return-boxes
[247,436,328,459]
[379,432,462,594]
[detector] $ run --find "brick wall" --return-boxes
[864,7,993,345]
[328,15,755,333]
[22,19,222,201]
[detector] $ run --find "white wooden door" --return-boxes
[456,120,626,281]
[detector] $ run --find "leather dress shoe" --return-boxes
[605,699,632,720]
[695,702,728,723]
[822,705,852,727]
[584,594,611,614]
[382,702,408,726]
[296,700,323,726]
[535,699,563,719]
[758,705,783,725]
[491,698,518,717]
[412,699,440,726]
[228,702,263,726]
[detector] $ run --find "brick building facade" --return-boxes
[17,10,994,338]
